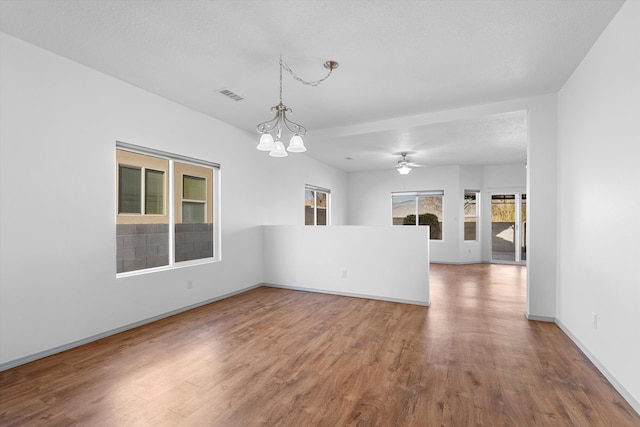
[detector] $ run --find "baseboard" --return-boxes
[263,283,430,307]
[524,312,556,322]
[0,283,263,372]
[555,319,640,415]
[429,261,485,265]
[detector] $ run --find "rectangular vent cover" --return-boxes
[218,89,244,101]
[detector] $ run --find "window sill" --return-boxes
[116,256,220,279]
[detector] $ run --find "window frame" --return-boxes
[305,185,331,226]
[116,142,220,277]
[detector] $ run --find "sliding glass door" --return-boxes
[491,194,526,263]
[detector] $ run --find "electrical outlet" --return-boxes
[592,312,597,329]
[342,270,348,279]
[187,280,194,290]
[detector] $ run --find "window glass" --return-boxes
[118,166,141,214]
[418,195,442,240]
[316,192,327,225]
[174,163,214,263]
[305,186,330,226]
[182,202,205,223]
[116,145,218,275]
[464,217,477,241]
[116,149,170,273]
[392,191,443,240]
[392,195,416,225]
[305,189,315,225]
[464,191,479,241]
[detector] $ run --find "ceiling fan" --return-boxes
[396,152,422,175]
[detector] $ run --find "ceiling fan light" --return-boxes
[269,140,288,157]
[398,164,412,175]
[287,135,306,153]
[257,133,275,151]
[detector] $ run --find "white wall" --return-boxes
[525,95,558,321]
[0,33,347,368]
[483,164,526,191]
[259,153,348,227]
[557,0,640,409]
[263,226,429,305]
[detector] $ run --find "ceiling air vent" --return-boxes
[217,88,244,101]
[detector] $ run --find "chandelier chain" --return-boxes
[280,59,335,87]
[279,57,283,104]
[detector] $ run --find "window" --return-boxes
[174,162,215,262]
[464,190,479,241]
[305,185,330,225]
[116,143,219,275]
[392,191,443,240]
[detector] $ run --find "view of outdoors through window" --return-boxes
[305,186,329,225]
[116,146,217,274]
[390,190,526,255]
[491,194,526,262]
[464,190,479,241]
[392,192,443,240]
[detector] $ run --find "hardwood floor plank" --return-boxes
[1,264,639,426]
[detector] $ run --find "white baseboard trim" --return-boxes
[429,261,484,265]
[525,312,556,322]
[263,283,430,307]
[0,284,263,372]
[555,319,640,415]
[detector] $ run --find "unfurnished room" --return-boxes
[0,0,639,425]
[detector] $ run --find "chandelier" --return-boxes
[256,56,338,157]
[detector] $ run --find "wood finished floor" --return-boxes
[1,264,639,426]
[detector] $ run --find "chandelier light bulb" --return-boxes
[269,140,288,157]
[287,135,306,153]
[257,133,275,151]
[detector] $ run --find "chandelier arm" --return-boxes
[282,114,307,136]
[256,110,281,134]
[281,61,335,87]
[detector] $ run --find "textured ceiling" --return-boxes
[0,0,625,171]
